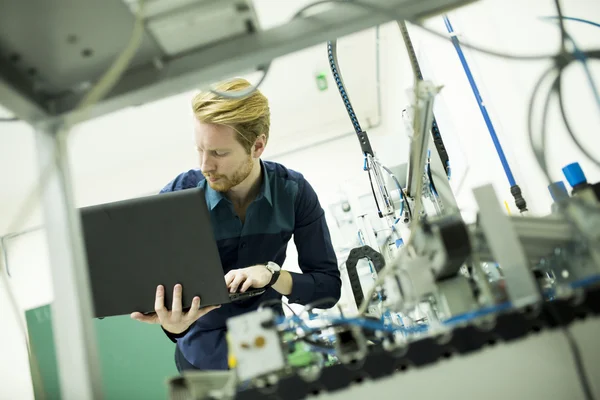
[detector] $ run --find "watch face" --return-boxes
[267,262,280,272]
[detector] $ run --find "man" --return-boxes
[131,78,341,371]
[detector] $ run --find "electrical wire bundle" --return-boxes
[525,5,599,400]
[528,19,600,181]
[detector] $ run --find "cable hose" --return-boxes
[398,21,450,177]
[327,40,363,136]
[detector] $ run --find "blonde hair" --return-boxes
[192,78,270,154]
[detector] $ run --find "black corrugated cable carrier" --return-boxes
[328,39,393,218]
[398,20,451,178]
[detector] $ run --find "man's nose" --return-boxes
[201,154,216,172]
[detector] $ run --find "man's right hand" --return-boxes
[130,284,220,334]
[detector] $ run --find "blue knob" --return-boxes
[562,162,587,188]
[548,181,568,201]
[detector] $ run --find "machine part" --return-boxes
[437,275,478,318]
[397,20,450,176]
[236,284,600,400]
[226,308,286,382]
[34,119,103,400]
[356,215,378,250]
[401,106,459,216]
[473,185,541,307]
[472,208,600,285]
[562,200,600,277]
[549,181,570,203]
[366,155,396,218]
[345,246,386,310]
[396,256,437,312]
[406,81,440,200]
[333,326,368,365]
[168,370,236,400]
[411,215,471,280]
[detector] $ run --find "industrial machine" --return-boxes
[167,11,600,400]
[1,0,599,400]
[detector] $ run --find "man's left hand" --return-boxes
[225,265,271,293]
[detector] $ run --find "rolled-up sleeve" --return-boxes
[287,177,341,308]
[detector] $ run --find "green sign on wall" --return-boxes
[26,305,178,400]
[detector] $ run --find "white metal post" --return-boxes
[34,119,103,400]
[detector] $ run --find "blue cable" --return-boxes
[569,274,600,290]
[543,15,600,29]
[442,16,517,187]
[443,301,512,326]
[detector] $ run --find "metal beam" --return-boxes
[0,75,48,122]
[35,119,103,400]
[52,0,474,123]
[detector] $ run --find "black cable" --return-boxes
[427,162,438,197]
[553,0,568,54]
[381,164,413,220]
[258,298,299,317]
[527,64,558,183]
[366,166,384,217]
[412,22,555,61]
[557,62,600,168]
[308,0,558,60]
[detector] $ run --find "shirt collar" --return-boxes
[200,160,272,210]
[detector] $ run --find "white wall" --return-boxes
[2,0,600,398]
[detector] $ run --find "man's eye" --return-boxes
[214,151,228,157]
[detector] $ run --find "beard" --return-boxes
[204,155,254,192]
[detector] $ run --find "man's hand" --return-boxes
[130,284,220,334]
[225,265,272,293]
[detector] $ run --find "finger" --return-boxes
[229,273,246,293]
[154,285,168,320]
[130,312,159,324]
[240,277,254,293]
[185,296,202,321]
[172,284,183,317]
[224,271,236,286]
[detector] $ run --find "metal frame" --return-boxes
[0,1,476,398]
[473,184,541,307]
[1,0,475,124]
[34,119,103,400]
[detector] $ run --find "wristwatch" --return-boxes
[265,261,281,287]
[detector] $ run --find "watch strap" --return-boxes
[267,262,281,287]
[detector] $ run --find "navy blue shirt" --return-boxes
[160,160,341,369]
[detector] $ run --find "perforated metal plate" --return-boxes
[0,0,161,95]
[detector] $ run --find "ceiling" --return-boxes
[0,0,382,236]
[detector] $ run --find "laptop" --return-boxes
[79,187,266,318]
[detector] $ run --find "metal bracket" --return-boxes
[473,184,541,307]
